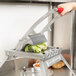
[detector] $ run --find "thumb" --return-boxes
[57,5,63,8]
[61,11,66,16]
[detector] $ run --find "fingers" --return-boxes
[57,3,73,16]
[57,4,64,15]
[58,4,63,8]
[58,4,65,16]
[61,10,67,16]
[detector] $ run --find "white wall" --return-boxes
[0,3,48,67]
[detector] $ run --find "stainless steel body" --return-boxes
[6,47,62,60]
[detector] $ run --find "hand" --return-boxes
[58,3,74,15]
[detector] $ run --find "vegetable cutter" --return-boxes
[15,8,64,51]
[6,8,76,76]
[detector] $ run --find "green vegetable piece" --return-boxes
[36,42,47,50]
[25,44,31,52]
[35,46,41,53]
[25,42,47,53]
[31,45,41,53]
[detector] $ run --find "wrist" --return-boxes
[71,2,76,10]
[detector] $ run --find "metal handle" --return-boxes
[22,8,57,37]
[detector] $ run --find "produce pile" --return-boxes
[25,42,47,53]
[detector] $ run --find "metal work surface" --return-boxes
[0,67,75,76]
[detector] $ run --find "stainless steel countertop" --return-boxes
[0,67,76,76]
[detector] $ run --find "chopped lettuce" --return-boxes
[25,42,47,53]
[25,44,31,52]
[36,42,47,50]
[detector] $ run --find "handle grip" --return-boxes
[57,8,64,13]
